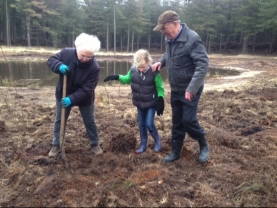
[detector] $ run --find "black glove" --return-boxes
[156,97,164,116]
[104,75,119,82]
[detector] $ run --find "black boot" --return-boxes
[163,140,183,162]
[198,136,209,163]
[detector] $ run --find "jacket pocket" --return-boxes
[174,69,191,86]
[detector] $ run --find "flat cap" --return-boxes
[153,10,179,31]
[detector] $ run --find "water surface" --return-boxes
[0,61,240,87]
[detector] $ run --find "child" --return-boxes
[104,49,165,154]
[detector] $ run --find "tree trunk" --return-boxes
[113,1,116,54]
[205,32,209,49]
[269,42,273,54]
[127,22,130,53]
[5,0,11,46]
[53,33,57,48]
[148,18,150,50]
[208,35,212,54]
[72,30,75,47]
[106,18,109,52]
[121,34,123,52]
[252,34,256,54]
[131,30,134,53]
[26,13,31,47]
[242,35,248,54]
[268,33,273,54]
[219,34,222,53]
[136,35,140,50]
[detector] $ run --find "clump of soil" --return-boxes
[0,56,277,207]
[108,130,137,154]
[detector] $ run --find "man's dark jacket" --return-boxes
[47,48,100,106]
[158,23,209,95]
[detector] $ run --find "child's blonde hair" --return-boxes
[133,49,153,68]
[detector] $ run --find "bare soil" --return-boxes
[0,52,277,207]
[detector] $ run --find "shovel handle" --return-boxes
[60,75,67,168]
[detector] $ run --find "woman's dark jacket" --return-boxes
[47,48,100,106]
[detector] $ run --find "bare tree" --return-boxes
[5,0,11,46]
[113,0,116,53]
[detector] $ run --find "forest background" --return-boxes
[1,0,277,55]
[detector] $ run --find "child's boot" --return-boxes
[135,129,148,154]
[150,129,162,152]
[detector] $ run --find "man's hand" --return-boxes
[185,92,194,102]
[151,62,162,72]
[61,97,71,107]
[59,64,70,75]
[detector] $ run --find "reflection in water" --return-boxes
[0,61,240,87]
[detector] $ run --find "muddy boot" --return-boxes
[48,145,61,157]
[150,129,162,152]
[163,140,183,162]
[198,136,209,163]
[91,144,103,155]
[135,128,148,154]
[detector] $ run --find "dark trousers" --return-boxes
[171,85,205,142]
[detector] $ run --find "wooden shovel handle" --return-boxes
[60,75,67,167]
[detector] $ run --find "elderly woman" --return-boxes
[47,32,102,157]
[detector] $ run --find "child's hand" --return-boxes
[156,97,164,116]
[104,75,119,82]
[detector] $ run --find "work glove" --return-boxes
[104,75,119,82]
[61,97,71,108]
[59,64,70,75]
[156,97,164,116]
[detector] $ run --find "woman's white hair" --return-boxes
[75,33,101,53]
[133,49,153,67]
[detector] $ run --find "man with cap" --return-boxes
[152,10,209,163]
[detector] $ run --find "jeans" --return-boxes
[137,107,157,135]
[171,85,205,142]
[52,100,99,146]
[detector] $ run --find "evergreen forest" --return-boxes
[1,0,277,54]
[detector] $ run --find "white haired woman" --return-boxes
[47,32,103,157]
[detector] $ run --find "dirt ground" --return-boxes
[0,51,277,207]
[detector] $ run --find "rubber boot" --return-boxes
[135,128,148,154]
[150,129,162,152]
[198,136,209,163]
[163,140,184,162]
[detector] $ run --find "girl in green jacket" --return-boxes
[104,49,165,154]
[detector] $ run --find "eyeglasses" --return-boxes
[160,26,169,33]
[160,22,175,33]
[80,53,93,60]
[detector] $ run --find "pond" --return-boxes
[0,61,240,87]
